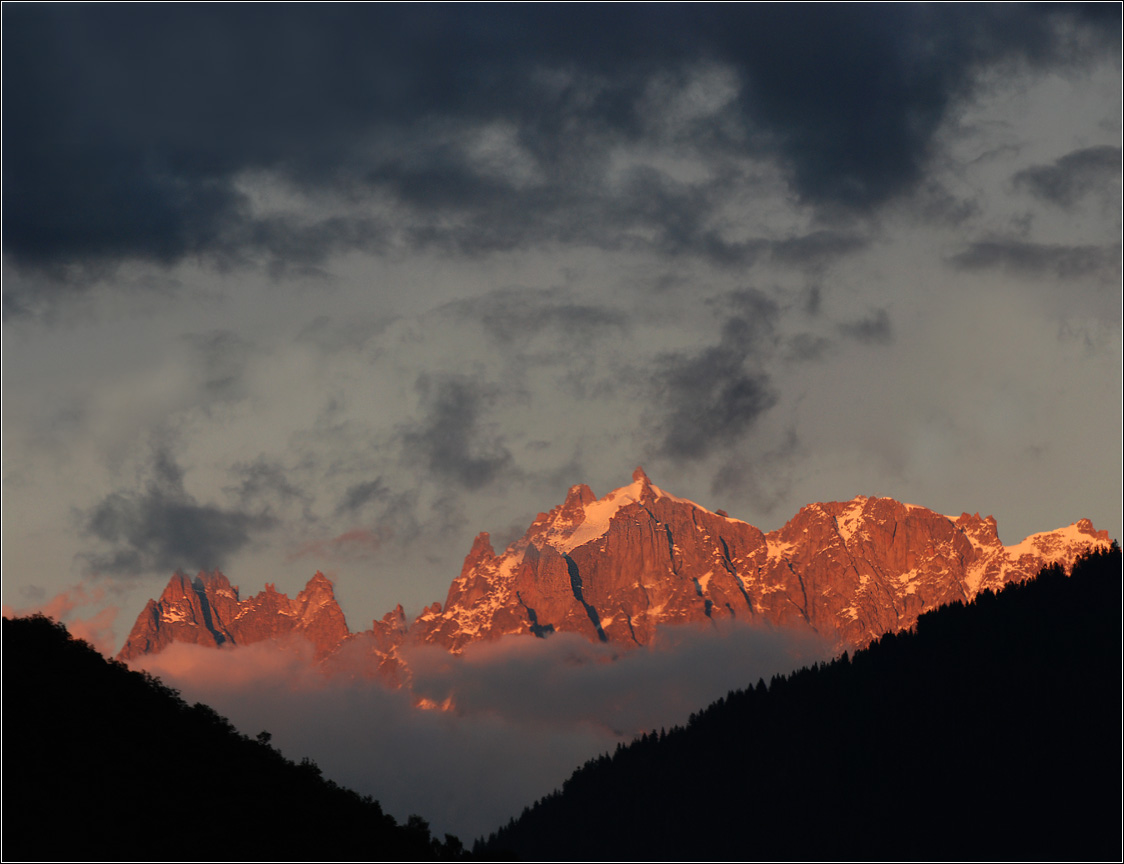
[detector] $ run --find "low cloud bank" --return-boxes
[133,620,829,841]
[404,620,828,735]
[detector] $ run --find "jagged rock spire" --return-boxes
[118,570,349,662]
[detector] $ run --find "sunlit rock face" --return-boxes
[117,571,349,662]
[408,468,1110,654]
[119,468,1113,680]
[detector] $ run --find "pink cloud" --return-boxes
[130,637,324,694]
[3,584,120,656]
[65,606,120,657]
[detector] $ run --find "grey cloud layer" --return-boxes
[4,4,1117,279]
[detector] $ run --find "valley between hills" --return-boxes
[5,543,1119,860]
[3,470,1117,860]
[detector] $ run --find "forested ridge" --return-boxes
[2,614,466,862]
[480,544,1122,861]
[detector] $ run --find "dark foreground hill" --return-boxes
[2,615,464,862]
[480,544,1122,861]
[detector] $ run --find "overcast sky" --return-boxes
[3,4,1121,646]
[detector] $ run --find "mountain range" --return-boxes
[118,467,1111,683]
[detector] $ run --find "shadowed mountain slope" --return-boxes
[2,614,464,862]
[480,543,1122,861]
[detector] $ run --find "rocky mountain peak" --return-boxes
[565,483,598,508]
[461,532,497,573]
[955,512,1001,547]
[118,570,349,662]
[380,604,408,631]
[404,475,1111,655]
[194,569,236,592]
[300,572,335,599]
[118,470,1113,685]
[158,571,195,603]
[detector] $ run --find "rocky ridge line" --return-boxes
[118,467,1113,684]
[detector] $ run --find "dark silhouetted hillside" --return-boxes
[480,544,1122,861]
[2,614,464,862]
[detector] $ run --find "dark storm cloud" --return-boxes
[4,4,1116,278]
[84,446,274,576]
[401,375,513,491]
[716,4,1117,209]
[950,240,1120,281]
[653,293,780,461]
[1012,145,1122,207]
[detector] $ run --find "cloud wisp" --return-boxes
[1012,145,1122,208]
[950,240,1120,282]
[651,291,781,461]
[400,374,515,492]
[84,445,275,577]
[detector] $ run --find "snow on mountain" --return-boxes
[118,468,1113,682]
